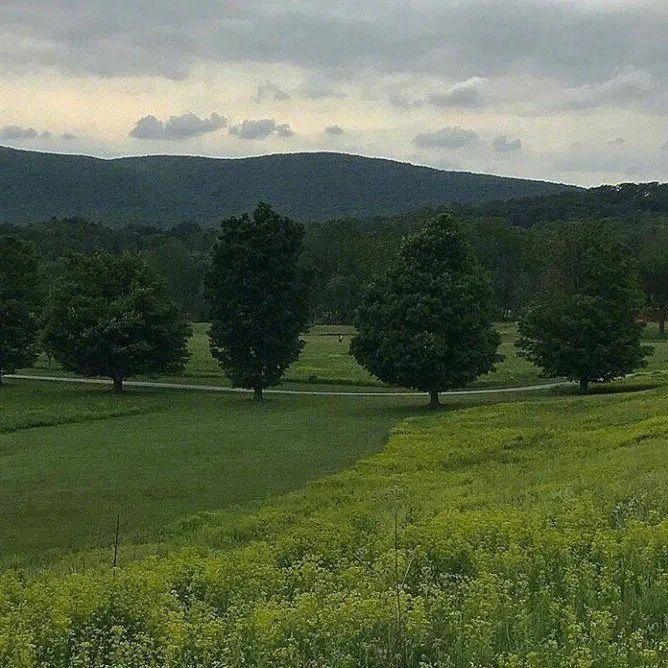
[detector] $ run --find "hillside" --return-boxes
[0,146,579,225]
[462,181,668,226]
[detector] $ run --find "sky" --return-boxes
[1,0,667,186]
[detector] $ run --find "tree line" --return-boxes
[2,210,665,335]
[0,203,659,403]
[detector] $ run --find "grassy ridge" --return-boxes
[0,385,665,666]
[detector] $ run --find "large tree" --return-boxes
[350,215,500,407]
[205,203,310,400]
[0,235,40,384]
[637,226,668,337]
[517,222,651,393]
[43,252,191,392]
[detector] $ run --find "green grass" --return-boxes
[179,322,550,388]
[0,383,665,666]
[0,378,566,568]
[0,381,423,567]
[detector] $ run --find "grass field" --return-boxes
[1,378,577,568]
[0,381,421,567]
[4,321,666,567]
[0,381,665,666]
[2,321,666,664]
[182,322,560,388]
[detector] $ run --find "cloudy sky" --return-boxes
[1,0,667,185]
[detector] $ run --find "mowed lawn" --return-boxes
[0,380,421,566]
[0,378,581,568]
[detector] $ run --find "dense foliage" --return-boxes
[205,203,310,399]
[0,385,665,666]
[635,225,668,336]
[0,146,577,225]
[351,216,500,405]
[2,212,666,327]
[517,222,652,392]
[0,217,213,320]
[42,252,191,391]
[0,235,40,382]
[464,182,668,227]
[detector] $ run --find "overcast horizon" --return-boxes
[2,0,667,187]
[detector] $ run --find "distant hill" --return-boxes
[462,182,668,227]
[0,147,580,226]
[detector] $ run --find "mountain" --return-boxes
[0,147,580,226]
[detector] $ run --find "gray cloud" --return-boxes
[0,125,51,140]
[428,85,484,109]
[297,83,345,99]
[229,118,295,140]
[254,82,290,102]
[129,112,227,140]
[551,141,649,177]
[325,124,344,136]
[554,71,659,112]
[3,1,666,89]
[413,126,479,149]
[493,136,522,153]
[662,140,668,150]
[60,132,77,140]
[607,137,626,147]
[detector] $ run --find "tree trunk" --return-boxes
[112,376,124,393]
[0,368,3,386]
[429,390,440,408]
[659,307,666,338]
[579,378,589,394]
[254,386,264,401]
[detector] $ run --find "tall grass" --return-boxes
[0,386,666,666]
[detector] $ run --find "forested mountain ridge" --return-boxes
[0,146,579,225]
[460,182,668,226]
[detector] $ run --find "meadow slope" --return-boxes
[0,383,666,666]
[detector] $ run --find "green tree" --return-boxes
[205,203,310,400]
[517,222,651,393]
[43,252,190,392]
[0,235,41,384]
[637,226,668,337]
[350,215,500,407]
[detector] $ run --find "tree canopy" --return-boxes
[350,215,500,406]
[0,235,41,383]
[43,252,191,391]
[517,222,651,392]
[637,225,668,337]
[205,203,310,399]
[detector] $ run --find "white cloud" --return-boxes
[428,83,485,109]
